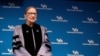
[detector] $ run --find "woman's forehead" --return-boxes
[27,8,37,12]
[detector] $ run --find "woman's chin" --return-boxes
[30,21,36,23]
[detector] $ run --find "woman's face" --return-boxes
[24,8,37,23]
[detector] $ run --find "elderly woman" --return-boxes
[12,6,52,56]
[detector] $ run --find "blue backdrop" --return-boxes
[0,0,100,56]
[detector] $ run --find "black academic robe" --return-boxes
[12,23,52,56]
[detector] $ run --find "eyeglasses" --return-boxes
[26,12,37,15]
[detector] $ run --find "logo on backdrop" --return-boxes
[45,27,52,33]
[2,25,15,31]
[67,50,84,56]
[0,40,3,43]
[98,55,100,56]
[97,32,100,35]
[19,17,25,20]
[82,17,99,23]
[51,38,68,45]
[66,27,83,34]
[67,5,83,12]
[51,16,68,22]
[97,10,100,13]
[47,30,52,33]
[0,17,4,20]
[2,2,20,8]
[82,39,99,46]
[1,48,13,55]
[36,4,52,10]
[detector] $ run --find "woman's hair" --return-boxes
[24,6,37,14]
